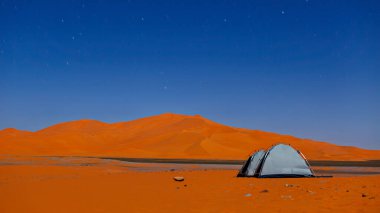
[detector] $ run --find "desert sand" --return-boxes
[1,113,380,160]
[0,156,379,213]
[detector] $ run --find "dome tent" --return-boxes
[237,144,314,178]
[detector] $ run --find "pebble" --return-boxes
[281,195,293,200]
[173,176,185,181]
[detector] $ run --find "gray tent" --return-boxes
[237,144,314,178]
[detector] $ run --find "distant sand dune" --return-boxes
[1,113,379,160]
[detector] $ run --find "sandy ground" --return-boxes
[0,157,379,213]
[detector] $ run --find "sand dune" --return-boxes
[0,113,379,160]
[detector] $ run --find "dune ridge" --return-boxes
[1,113,379,160]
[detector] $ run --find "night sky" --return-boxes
[1,0,379,149]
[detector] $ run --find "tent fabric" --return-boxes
[246,150,266,176]
[237,150,265,177]
[237,156,253,177]
[237,144,314,178]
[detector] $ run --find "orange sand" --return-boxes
[0,161,379,213]
[1,113,379,160]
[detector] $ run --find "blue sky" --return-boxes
[1,0,379,149]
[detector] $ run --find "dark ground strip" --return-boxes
[97,157,380,167]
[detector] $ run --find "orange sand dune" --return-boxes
[0,113,379,160]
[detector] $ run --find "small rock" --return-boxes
[307,190,315,195]
[260,189,269,193]
[346,190,349,192]
[184,184,187,187]
[173,176,185,181]
[245,193,252,197]
[281,195,293,200]
[369,196,375,199]
[170,169,176,172]
[285,184,294,187]
[362,193,367,198]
